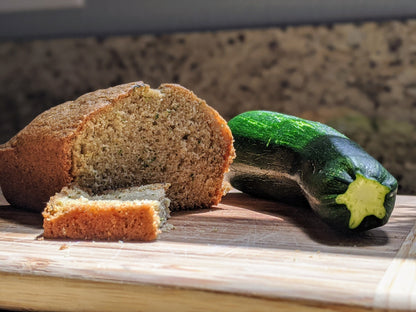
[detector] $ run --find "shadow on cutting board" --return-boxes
[161,192,400,258]
[222,192,390,247]
[0,204,43,234]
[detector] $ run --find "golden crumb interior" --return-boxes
[71,85,231,210]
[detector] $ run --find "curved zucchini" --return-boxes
[228,110,398,232]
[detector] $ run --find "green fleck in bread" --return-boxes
[0,82,235,212]
[42,183,171,241]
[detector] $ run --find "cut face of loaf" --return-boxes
[0,82,235,211]
[43,184,171,241]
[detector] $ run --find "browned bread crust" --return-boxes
[0,82,234,212]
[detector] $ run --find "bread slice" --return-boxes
[0,82,235,212]
[42,184,171,241]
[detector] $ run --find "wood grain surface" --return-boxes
[0,189,415,312]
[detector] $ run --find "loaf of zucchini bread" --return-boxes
[0,82,235,214]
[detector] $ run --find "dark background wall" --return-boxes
[1,0,416,40]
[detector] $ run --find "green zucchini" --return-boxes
[228,110,398,232]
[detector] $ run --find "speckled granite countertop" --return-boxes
[0,20,415,194]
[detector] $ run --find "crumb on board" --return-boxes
[162,223,175,232]
[59,244,69,250]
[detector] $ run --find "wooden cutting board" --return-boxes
[0,189,415,312]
